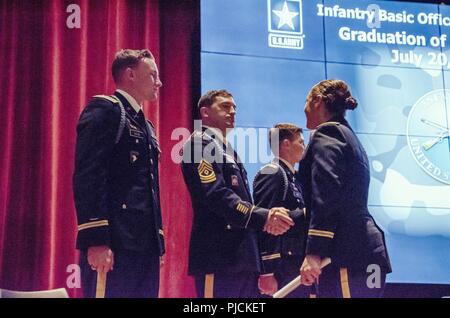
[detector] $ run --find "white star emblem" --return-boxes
[273,1,299,31]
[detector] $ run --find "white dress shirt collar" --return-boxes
[116,89,142,114]
[275,157,296,174]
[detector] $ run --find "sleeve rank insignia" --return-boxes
[236,202,250,214]
[198,160,216,184]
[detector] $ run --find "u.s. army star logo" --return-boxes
[407,89,450,184]
[198,160,216,184]
[268,0,304,50]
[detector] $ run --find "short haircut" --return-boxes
[112,49,154,83]
[196,89,233,118]
[269,123,303,149]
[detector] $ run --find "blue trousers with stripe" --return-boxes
[80,249,160,298]
[194,272,259,298]
[316,265,387,298]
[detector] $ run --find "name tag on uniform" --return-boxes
[130,128,145,139]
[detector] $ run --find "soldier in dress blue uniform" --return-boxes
[253,123,310,298]
[73,49,164,298]
[298,80,391,298]
[180,90,297,298]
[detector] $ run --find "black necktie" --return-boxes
[136,110,146,128]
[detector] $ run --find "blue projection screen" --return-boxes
[201,0,450,284]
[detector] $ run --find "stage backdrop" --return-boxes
[0,0,198,297]
[201,0,450,285]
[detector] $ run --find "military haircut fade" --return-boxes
[196,89,233,118]
[112,49,155,83]
[269,123,303,149]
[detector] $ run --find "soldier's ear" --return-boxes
[199,106,209,119]
[281,138,291,149]
[123,67,136,82]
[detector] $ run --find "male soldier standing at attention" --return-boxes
[181,89,296,298]
[253,123,309,297]
[73,49,164,298]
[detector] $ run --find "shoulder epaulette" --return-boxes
[317,121,340,129]
[93,95,119,103]
[259,163,280,175]
[92,95,125,144]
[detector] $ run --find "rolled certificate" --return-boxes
[273,257,331,298]
[95,271,107,298]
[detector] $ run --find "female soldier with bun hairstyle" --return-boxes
[297,79,391,298]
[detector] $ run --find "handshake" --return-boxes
[263,207,295,236]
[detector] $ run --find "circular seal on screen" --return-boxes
[406,89,450,185]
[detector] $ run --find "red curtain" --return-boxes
[0,0,197,298]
